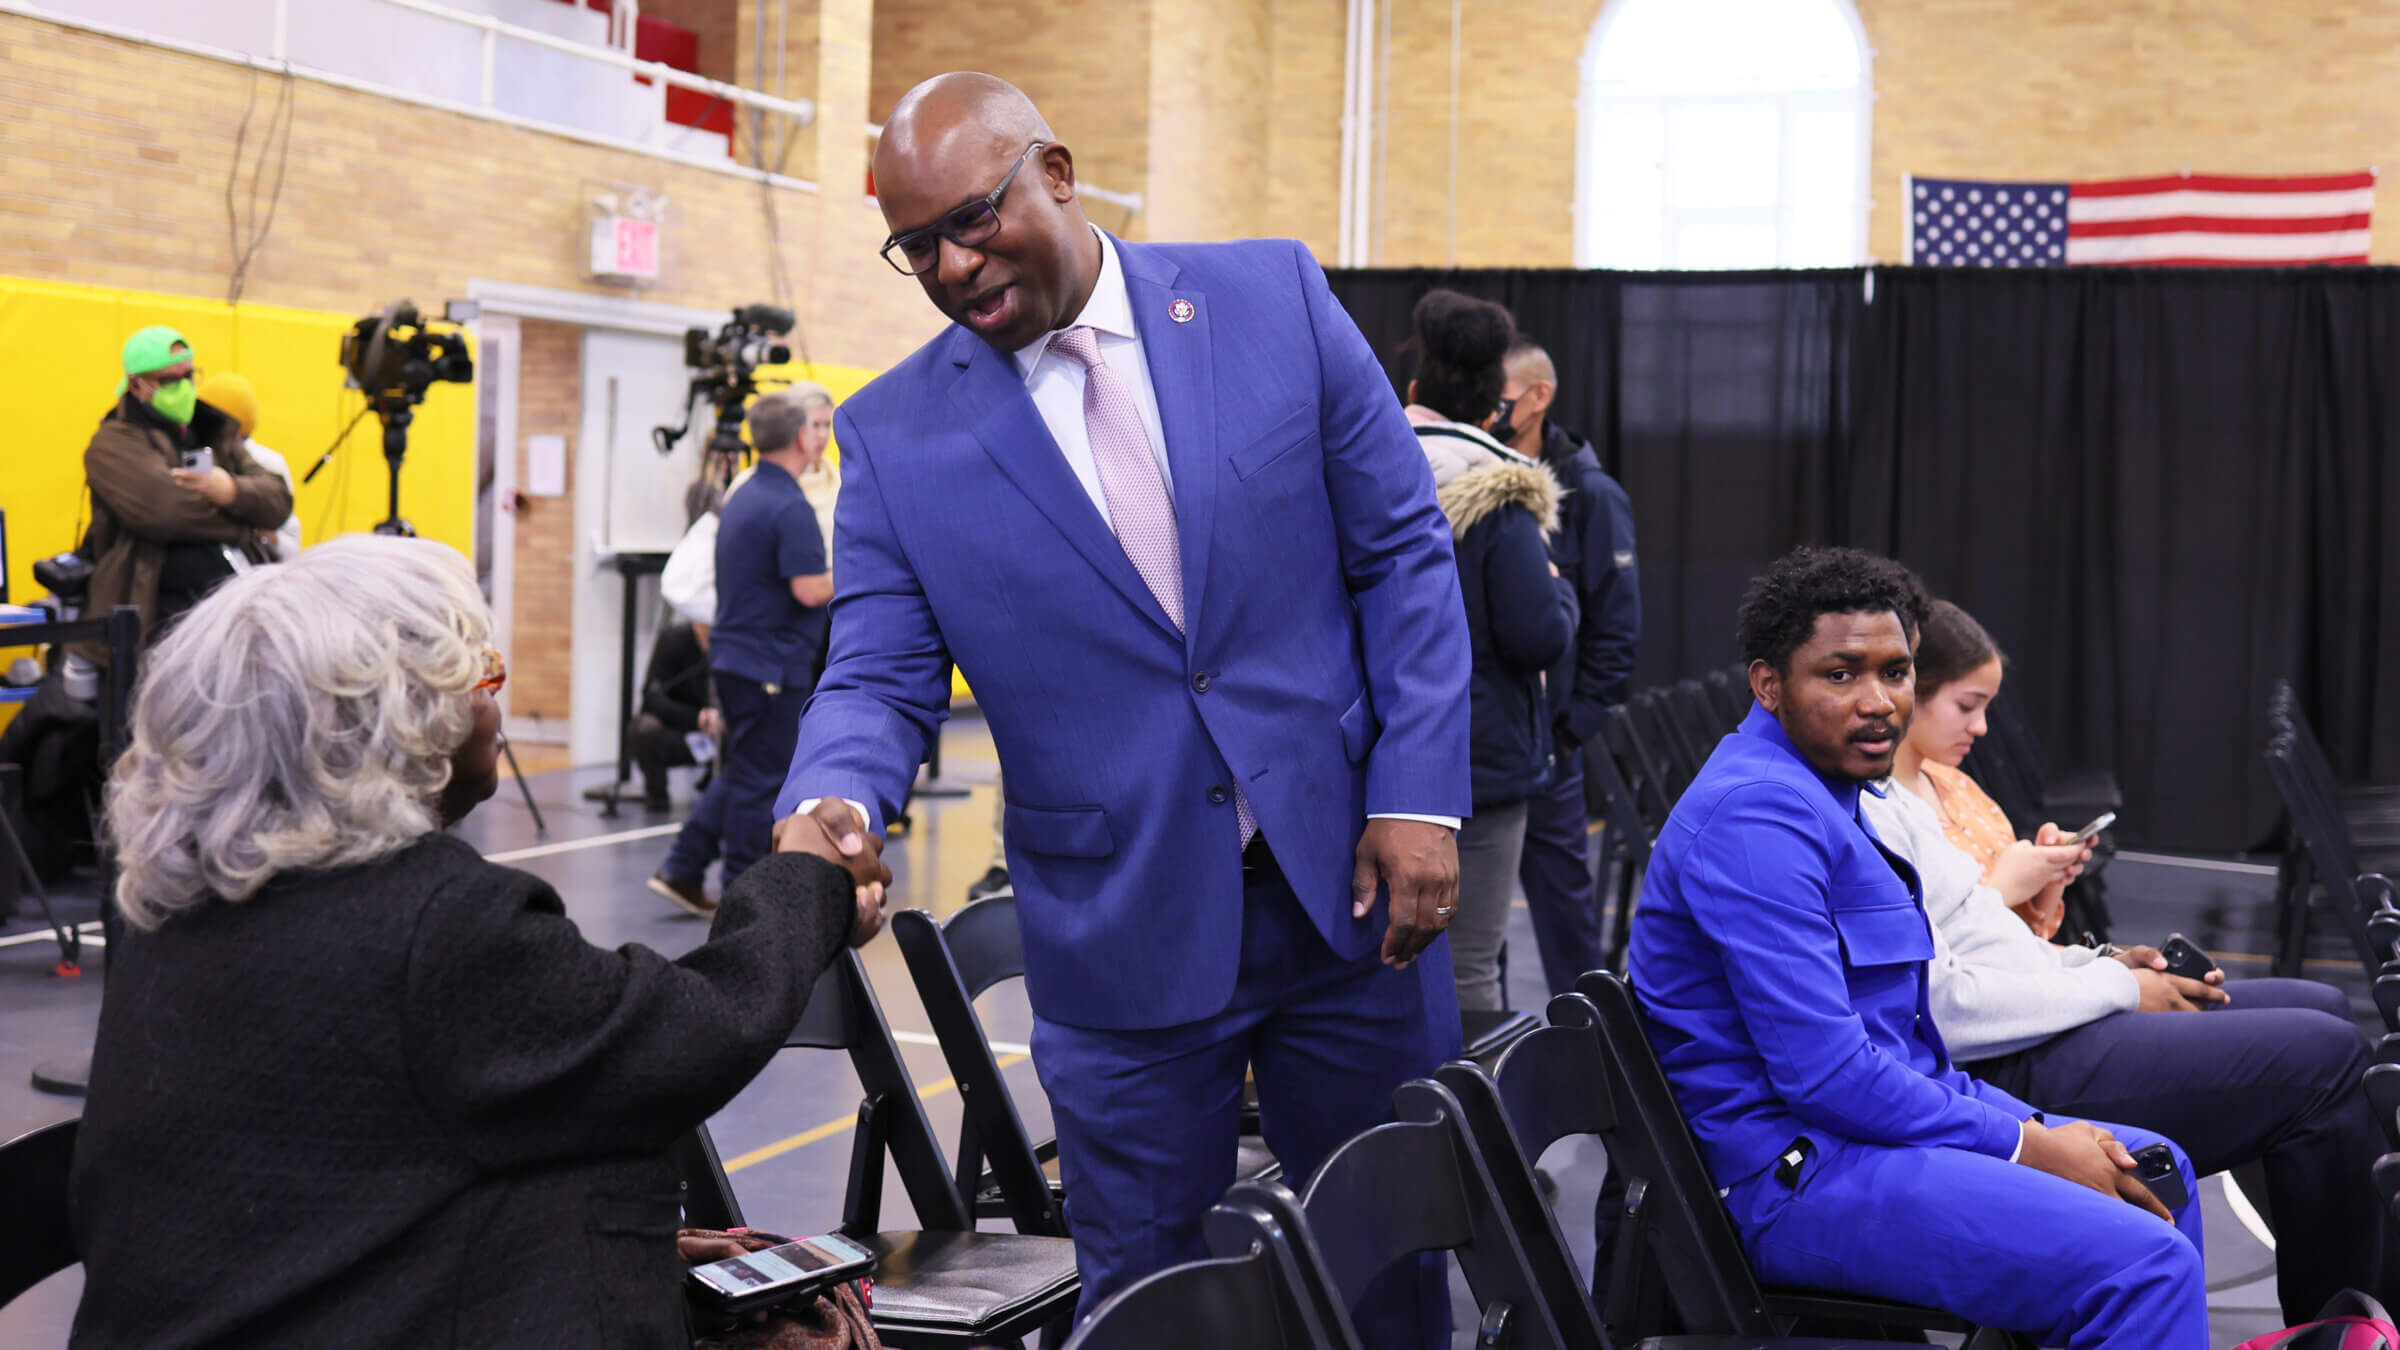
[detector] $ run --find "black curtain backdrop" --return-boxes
[1324,265,2400,853]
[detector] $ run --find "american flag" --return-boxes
[1907,172,2376,267]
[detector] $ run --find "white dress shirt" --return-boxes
[804,227,1458,835]
[1011,229,1173,532]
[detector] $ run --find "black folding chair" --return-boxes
[0,1117,77,1309]
[1232,1080,1580,1350]
[1628,689,1704,805]
[893,898,1282,1237]
[1585,710,1658,975]
[1239,1077,1877,1350]
[1719,665,1756,726]
[1577,974,2034,1348]
[2268,732,2395,982]
[675,953,1080,1349]
[2271,680,2400,842]
[1436,1033,1904,1350]
[1614,695,1688,826]
[2377,1152,2400,1233]
[1062,1195,1360,1350]
[2367,1065,2400,1151]
[1667,681,1728,770]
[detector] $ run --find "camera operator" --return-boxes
[68,326,291,677]
[710,390,834,885]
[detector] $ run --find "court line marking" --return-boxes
[0,921,103,950]
[2221,1171,2276,1252]
[484,823,682,863]
[723,1051,1029,1173]
[893,1028,1030,1057]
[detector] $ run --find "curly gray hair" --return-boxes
[107,535,492,930]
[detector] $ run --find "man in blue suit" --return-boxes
[776,74,1472,1344]
[1627,546,2207,1348]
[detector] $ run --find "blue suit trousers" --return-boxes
[1725,1117,2208,1349]
[1030,846,1462,1347]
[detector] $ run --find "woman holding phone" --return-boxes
[1866,597,2391,1326]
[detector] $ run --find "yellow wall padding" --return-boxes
[0,276,477,609]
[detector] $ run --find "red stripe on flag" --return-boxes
[2067,213,2374,238]
[2078,255,2372,267]
[2072,171,2377,198]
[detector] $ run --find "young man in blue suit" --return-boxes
[1627,547,2209,1349]
[775,74,1473,1343]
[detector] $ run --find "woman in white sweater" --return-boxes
[1865,598,2387,1326]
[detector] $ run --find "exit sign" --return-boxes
[590,215,660,279]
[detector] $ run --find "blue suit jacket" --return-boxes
[1626,705,2034,1190]
[778,236,1473,1031]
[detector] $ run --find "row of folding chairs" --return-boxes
[0,968,2041,1348]
[1065,970,2034,1348]
[2268,678,2400,984]
[1587,669,1752,970]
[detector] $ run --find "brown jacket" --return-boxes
[73,395,291,666]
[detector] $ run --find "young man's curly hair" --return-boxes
[1735,546,1929,674]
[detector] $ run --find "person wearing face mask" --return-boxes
[69,326,291,678]
[1403,291,1576,1014]
[1495,338,1641,997]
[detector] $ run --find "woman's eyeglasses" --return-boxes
[474,647,508,695]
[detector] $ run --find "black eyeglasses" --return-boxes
[880,141,1046,276]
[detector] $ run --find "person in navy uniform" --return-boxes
[710,391,835,886]
[1626,546,2208,1349]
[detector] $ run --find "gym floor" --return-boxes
[0,710,2346,1346]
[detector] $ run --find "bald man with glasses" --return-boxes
[775,74,1473,1345]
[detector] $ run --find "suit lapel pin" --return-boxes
[1168,298,1196,324]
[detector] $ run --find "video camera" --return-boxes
[653,303,794,459]
[340,300,477,407]
[319,298,480,537]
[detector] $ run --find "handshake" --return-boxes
[772,799,891,949]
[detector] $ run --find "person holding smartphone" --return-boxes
[70,325,291,680]
[1866,597,2391,1325]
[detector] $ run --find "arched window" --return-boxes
[1576,0,1870,269]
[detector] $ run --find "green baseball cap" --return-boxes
[116,325,193,396]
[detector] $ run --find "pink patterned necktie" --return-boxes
[1048,325,1256,845]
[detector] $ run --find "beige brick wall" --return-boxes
[868,0,1154,237]
[511,319,584,723]
[1146,0,1273,244]
[0,12,938,369]
[1335,0,2400,266]
[1265,0,1346,263]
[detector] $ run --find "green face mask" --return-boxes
[148,376,197,426]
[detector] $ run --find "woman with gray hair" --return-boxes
[68,534,891,1350]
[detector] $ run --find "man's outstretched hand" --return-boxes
[774,799,891,947]
[1352,818,1459,969]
